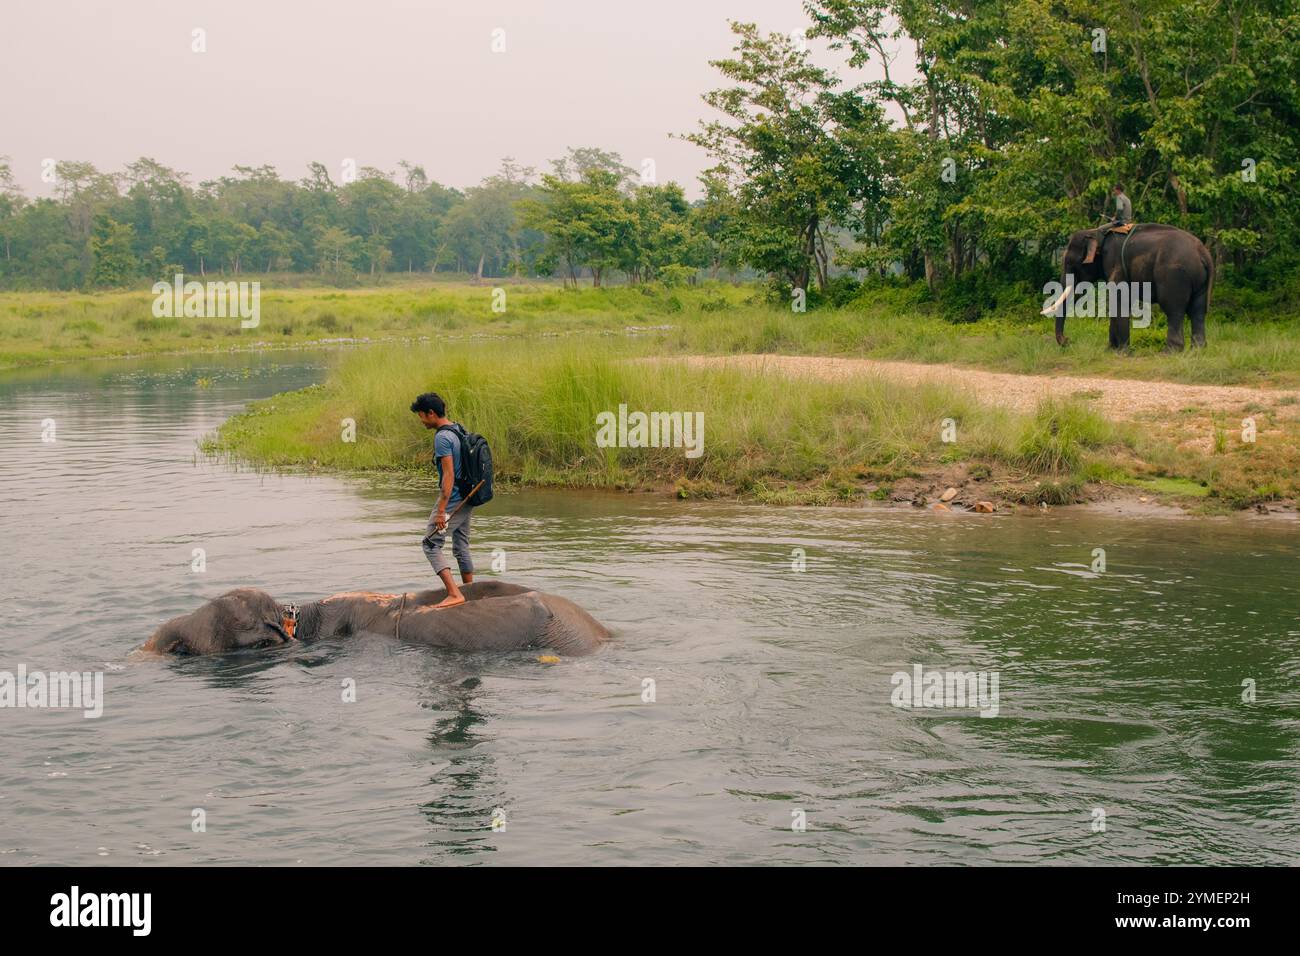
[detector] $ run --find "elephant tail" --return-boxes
[1198,243,1215,305]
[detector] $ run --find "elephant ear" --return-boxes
[1082,234,1100,264]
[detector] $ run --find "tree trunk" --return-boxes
[792,263,809,293]
[813,226,830,291]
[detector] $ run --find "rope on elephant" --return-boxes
[395,592,407,640]
[1120,224,1142,283]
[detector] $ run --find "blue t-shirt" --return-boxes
[434,426,462,507]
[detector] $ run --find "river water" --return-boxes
[1,351,1297,865]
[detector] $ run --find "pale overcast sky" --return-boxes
[0,0,912,198]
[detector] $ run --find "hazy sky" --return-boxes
[1,0,909,198]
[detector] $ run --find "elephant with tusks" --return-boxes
[1043,223,1213,351]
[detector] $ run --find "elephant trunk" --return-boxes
[1043,272,1074,345]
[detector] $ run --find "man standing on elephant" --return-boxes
[410,392,473,609]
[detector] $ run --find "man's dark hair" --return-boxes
[410,392,446,416]
[1114,184,1124,192]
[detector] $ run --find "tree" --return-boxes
[687,21,885,293]
[18,199,82,288]
[253,221,296,273]
[119,158,192,271]
[398,160,429,194]
[51,161,119,284]
[89,216,138,287]
[806,0,1300,289]
[0,156,27,265]
[340,168,404,274]
[316,226,358,274]
[391,181,459,273]
[550,147,635,188]
[626,183,704,283]
[691,173,745,280]
[519,169,635,287]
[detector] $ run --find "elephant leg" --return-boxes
[1162,306,1187,352]
[1188,286,1209,348]
[1108,314,1130,350]
[1160,285,1191,352]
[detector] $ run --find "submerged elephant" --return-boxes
[142,580,610,656]
[1042,224,1214,351]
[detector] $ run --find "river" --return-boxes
[1,351,1297,865]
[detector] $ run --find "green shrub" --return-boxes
[1014,399,1116,474]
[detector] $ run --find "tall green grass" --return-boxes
[1013,399,1119,474]
[667,300,1300,387]
[206,337,1134,504]
[0,281,749,368]
[5,278,1300,389]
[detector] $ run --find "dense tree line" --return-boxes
[691,0,1299,298]
[0,148,728,290]
[3,1,1294,299]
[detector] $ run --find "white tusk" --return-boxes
[1041,284,1073,316]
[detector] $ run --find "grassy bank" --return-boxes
[204,338,1300,511]
[0,278,744,368]
[672,283,1300,388]
[4,277,1300,388]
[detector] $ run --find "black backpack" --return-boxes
[436,423,494,507]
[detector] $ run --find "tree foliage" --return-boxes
[0,150,720,289]
[698,0,1299,295]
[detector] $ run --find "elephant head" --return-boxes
[143,587,295,655]
[1043,229,1106,345]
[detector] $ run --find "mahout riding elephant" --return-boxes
[1042,224,1213,351]
[142,580,610,656]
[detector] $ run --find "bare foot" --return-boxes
[432,594,466,610]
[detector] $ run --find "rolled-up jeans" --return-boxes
[422,504,473,577]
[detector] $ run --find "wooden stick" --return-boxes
[420,481,486,538]
[439,480,484,528]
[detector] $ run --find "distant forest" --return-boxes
[1,1,1296,297]
[0,148,723,290]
